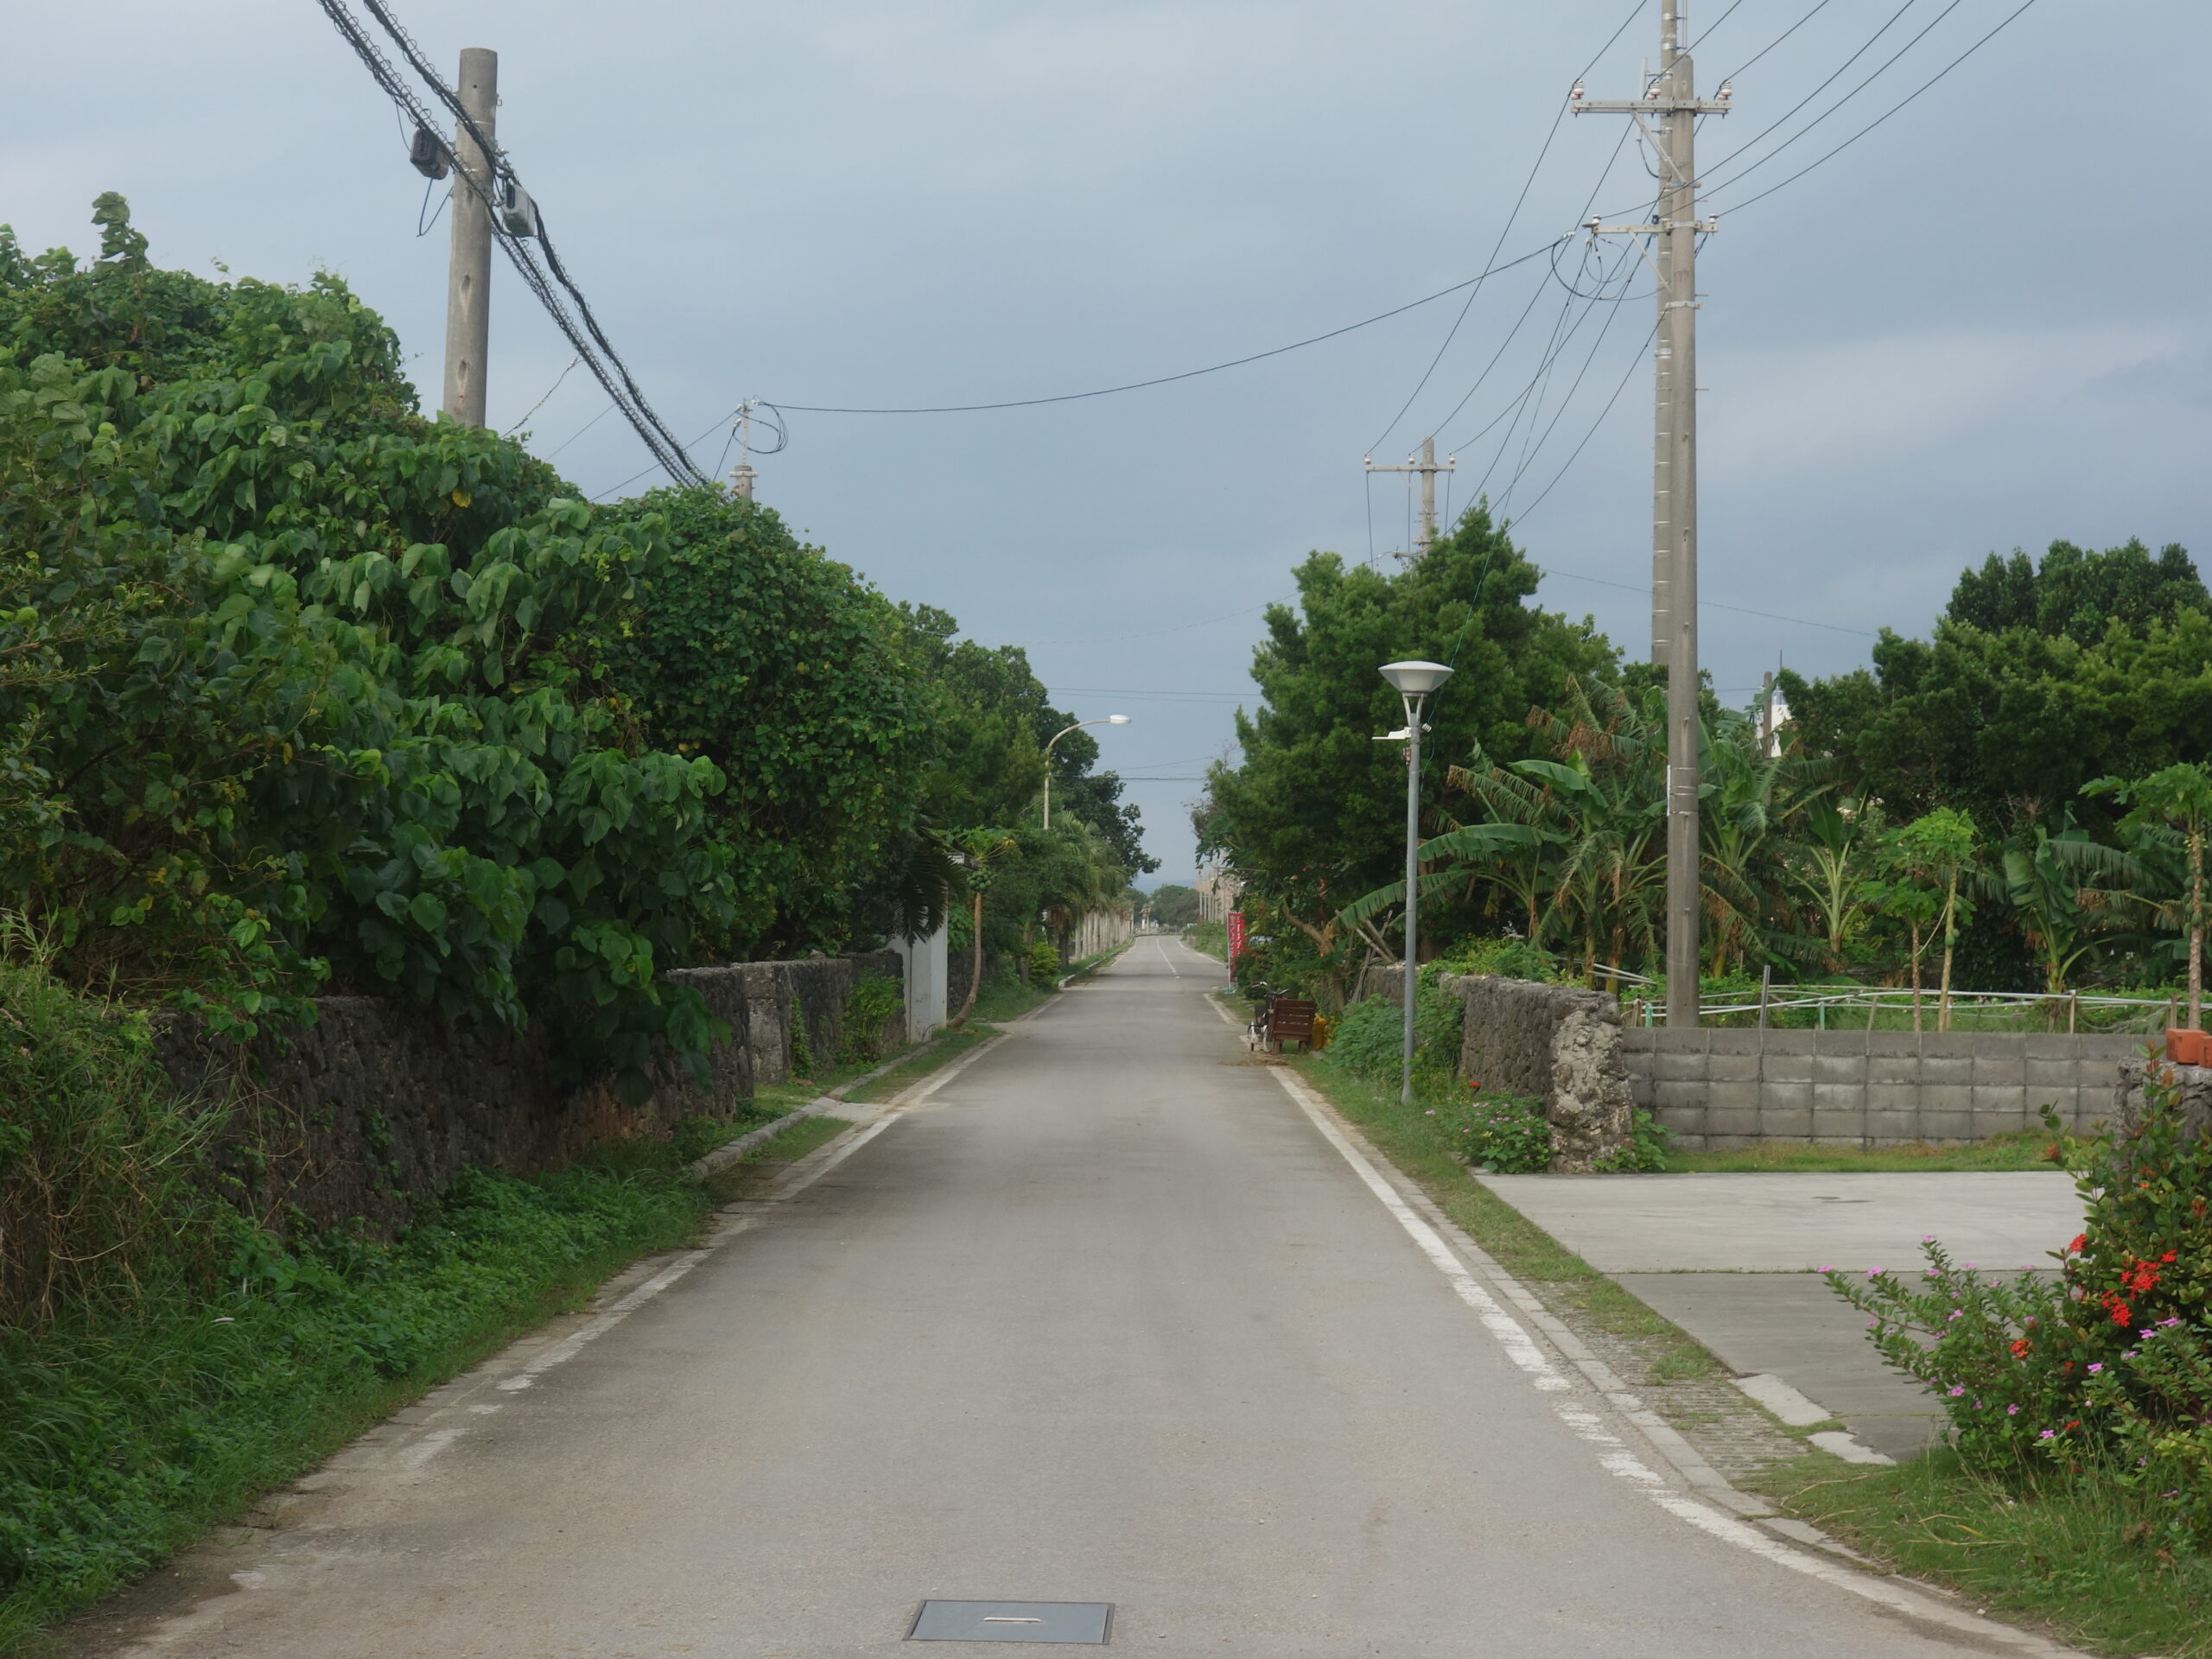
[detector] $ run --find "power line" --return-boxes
[1690,0,1751,50]
[1722,0,1840,82]
[1498,320,1656,525]
[1700,0,1973,200]
[759,240,1563,417]
[1365,0,1646,453]
[1535,562,1878,636]
[1697,0,1927,181]
[1713,0,2045,218]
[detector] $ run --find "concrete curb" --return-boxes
[683,1039,952,1181]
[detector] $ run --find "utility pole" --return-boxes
[730,402,758,500]
[1364,436,1457,560]
[1574,1,1728,1028]
[442,48,498,427]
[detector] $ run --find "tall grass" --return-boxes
[0,945,715,1651]
[0,938,238,1331]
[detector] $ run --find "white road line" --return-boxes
[1259,1058,2084,1656]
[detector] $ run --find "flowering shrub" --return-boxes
[1427,1090,1551,1174]
[1827,1071,2212,1545]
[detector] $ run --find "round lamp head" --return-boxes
[1379,659,1454,696]
[1107,715,1132,725]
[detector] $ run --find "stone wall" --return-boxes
[1626,1027,2146,1150]
[156,951,903,1233]
[1439,974,1633,1173]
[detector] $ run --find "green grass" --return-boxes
[1288,1048,1716,1379]
[1663,1128,2058,1173]
[0,1154,712,1655]
[1751,1450,2212,1657]
[1184,921,1226,960]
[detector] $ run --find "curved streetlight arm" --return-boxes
[1041,715,1129,829]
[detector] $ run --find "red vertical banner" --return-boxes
[1226,911,1246,978]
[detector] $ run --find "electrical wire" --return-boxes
[1690,0,1751,50]
[759,240,1565,417]
[1697,0,1925,179]
[1712,0,2044,217]
[1366,0,1646,453]
[503,354,579,435]
[1699,0,1971,200]
[1493,247,1643,514]
[1497,320,1656,526]
[1721,0,1839,82]
[1535,560,1878,636]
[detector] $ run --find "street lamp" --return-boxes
[1042,715,1130,829]
[1379,660,1453,1104]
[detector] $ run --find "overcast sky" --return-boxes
[9,2,2204,882]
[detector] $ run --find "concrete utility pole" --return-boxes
[442,48,498,427]
[1574,1,1728,1028]
[730,403,758,500]
[1364,436,1457,560]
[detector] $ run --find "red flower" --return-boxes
[2069,1234,2087,1254]
[2009,1338,2031,1359]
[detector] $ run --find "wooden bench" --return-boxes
[1263,998,1319,1053]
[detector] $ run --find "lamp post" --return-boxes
[1042,715,1130,829]
[1379,660,1453,1104]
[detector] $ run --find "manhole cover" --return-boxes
[907,1601,1114,1643]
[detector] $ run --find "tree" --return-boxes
[1196,505,1614,963]
[1147,883,1202,927]
[2085,764,2212,1027]
[1778,539,2212,836]
[1875,810,1980,1030]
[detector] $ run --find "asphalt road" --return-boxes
[91,939,2049,1658]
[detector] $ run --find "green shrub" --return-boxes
[1426,1091,1551,1173]
[838,972,904,1063]
[1442,936,1567,983]
[1594,1109,1673,1173]
[1027,938,1062,986]
[1828,1078,2212,1549]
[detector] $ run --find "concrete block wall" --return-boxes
[1624,1027,2147,1149]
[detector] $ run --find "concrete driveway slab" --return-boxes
[1475,1170,2083,1273]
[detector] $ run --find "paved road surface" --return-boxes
[89,940,2050,1658]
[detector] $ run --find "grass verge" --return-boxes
[1748,1451,2212,1658]
[1662,1128,2056,1174]
[0,1153,711,1656]
[1286,1046,1714,1381]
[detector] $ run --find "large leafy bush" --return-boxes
[0,199,731,1082]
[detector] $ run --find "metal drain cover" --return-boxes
[907,1601,1113,1643]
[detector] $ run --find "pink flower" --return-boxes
[2088,1363,2104,1374]
[1819,1264,1834,1273]
[2006,1404,2019,1414]
[1948,1310,1962,1320]
[1867,1268,1883,1278]
[1922,1235,1936,1243]
[1948,1386,1966,1397]
[2039,1428,2056,1440]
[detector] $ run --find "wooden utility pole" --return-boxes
[442,48,498,426]
[1574,2,1729,1027]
